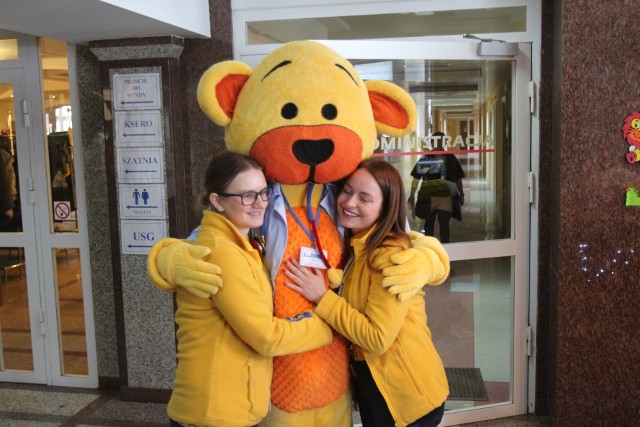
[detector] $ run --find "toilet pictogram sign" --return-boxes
[118,184,165,219]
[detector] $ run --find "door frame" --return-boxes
[334,38,532,427]
[0,32,98,387]
[230,2,542,415]
[231,0,542,413]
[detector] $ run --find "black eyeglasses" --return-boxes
[220,187,272,206]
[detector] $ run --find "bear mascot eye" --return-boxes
[281,102,298,120]
[321,104,337,120]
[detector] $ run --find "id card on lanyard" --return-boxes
[282,183,332,269]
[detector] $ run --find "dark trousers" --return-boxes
[351,361,445,427]
[424,209,452,243]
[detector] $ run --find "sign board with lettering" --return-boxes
[115,111,163,146]
[120,220,167,255]
[118,184,166,219]
[116,147,164,183]
[112,73,161,110]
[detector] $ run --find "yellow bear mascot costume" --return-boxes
[148,41,449,426]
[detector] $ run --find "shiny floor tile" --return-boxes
[0,384,166,426]
[0,382,549,427]
[0,389,98,415]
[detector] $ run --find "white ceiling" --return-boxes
[0,0,211,44]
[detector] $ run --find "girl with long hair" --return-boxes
[285,159,449,427]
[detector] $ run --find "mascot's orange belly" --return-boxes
[270,206,349,412]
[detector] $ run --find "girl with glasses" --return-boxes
[165,152,333,427]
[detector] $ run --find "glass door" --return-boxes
[35,38,97,387]
[0,67,47,384]
[243,40,531,424]
[0,34,97,387]
[339,40,531,425]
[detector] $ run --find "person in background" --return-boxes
[284,159,449,427]
[151,152,333,427]
[0,145,16,231]
[408,132,465,243]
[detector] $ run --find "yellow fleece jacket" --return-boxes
[167,211,333,427]
[314,226,449,427]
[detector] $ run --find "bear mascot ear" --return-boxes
[365,80,416,137]
[197,61,253,127]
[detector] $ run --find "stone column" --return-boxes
[89,36,187,401]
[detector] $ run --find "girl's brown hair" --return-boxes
[199,152,264,209]
[356,159,411,269]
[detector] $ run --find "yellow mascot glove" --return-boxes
[147,238,223,298]
[380,231,450,301]
[327,267,344,289]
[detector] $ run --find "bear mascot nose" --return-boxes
[291,138,335,166]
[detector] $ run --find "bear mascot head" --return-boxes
[196,40,416,185]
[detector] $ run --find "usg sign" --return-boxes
[120,220,166,255]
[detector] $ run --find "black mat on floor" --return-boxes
[445,367,489,401]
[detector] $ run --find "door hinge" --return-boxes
[27,176,36,205]
[527,171,536,204]
[528,81,536,115]
[21,99,31,128]
[526,325,532,357]
[37,309,46,336]
[463,34,518,57]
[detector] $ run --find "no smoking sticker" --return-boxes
[54,201,71,220]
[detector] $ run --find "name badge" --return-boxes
[299,247,329,269]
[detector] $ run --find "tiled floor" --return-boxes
[0,381,550,426]
[0,382,167,426]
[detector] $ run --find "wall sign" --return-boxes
[112,73,161,111]
[115,111,163,146]
[112,71,168,257]
[116,147,164,183]
[118,184,166,219]
[53,201,71,221]
[120,220,167,255]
